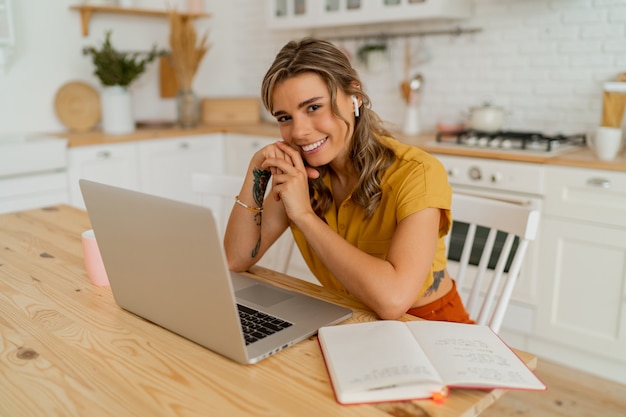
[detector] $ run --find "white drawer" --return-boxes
[544,166,626,228]
[0,171,68,214]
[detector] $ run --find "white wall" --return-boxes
[1,0,625,137]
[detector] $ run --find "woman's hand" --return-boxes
[251,141,292,177]
[261,141,318,222]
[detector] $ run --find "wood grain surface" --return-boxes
[0,206,536,417]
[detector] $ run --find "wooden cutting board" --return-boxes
[201,97,261,125]
[54,81,101,132]
[159,55,179,98]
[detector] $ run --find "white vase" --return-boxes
[403,105,421,136]
[101,85,135,135]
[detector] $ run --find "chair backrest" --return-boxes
[445,193,540,333]
[191,173,295,274]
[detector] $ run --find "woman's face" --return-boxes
[271,72,356,168]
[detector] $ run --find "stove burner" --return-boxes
[436,130,587,153]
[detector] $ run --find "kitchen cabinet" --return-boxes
[67,141,140,210]
[0,172,68,214]
[267,0,316,30]
[224,133,275,176]
[138,134,224,204]
[535,166,626,372]
[267,0,471,30]
[0,135,68,214]
[68,134,224,209]
[69,4,210,36]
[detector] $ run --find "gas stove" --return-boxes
[435,130,587,154]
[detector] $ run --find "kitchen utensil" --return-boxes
[403,73,423,135]
[159,54,179,98]
[468,103,505,132]
[436,121,465,134]
[54,81,101,132]
[400,41,411,102]
[602,82,626,128]
[408,73,423,103]
[403,106,421,136]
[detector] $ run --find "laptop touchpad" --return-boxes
[236,284,294,308]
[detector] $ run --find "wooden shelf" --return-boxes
[70,5,210,36]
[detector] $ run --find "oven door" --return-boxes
[445,187,542,335]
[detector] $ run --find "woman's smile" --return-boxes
[301,136,328,153]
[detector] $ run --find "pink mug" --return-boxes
[81,229,109,286]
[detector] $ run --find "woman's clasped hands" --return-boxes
[259,141,319,221]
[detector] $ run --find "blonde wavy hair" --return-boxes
[261,38,396,219]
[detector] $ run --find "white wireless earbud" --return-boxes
[351,95,360,117]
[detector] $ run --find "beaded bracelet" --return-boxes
[234,196,264,213]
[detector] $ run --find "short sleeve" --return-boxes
[393,154,452,236]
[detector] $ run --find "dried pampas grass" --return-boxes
[168,10,210,91]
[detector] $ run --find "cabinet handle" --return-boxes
[586,177,611,189]
[96,151,111,159]
[179,142,190,149]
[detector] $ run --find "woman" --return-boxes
[224,38,472,323]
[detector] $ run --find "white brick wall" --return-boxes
[243,0,626,135]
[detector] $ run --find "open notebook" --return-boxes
[318,320,546,404]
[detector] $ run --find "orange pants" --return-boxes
[406,280,474,324]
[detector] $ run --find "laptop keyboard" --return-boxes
[237,304,293,345]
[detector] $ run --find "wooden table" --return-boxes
[0,205,537,417]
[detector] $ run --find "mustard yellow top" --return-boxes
[290,136,452,298]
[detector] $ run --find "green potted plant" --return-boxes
[356,42,388,73]
[83,31,166,135]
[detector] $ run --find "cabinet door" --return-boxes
[544,166,626,228]
[319,0,369,27]
[224,133,276,176]
[0,172,68,214]
[67,142,140,209]
[373,0,471,22]
[267,0,470,29]
[138,135,225,204]
[536,217,626,362]
[267,0,317,29]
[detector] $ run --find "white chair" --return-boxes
[446,193,540,333]
[191,172,295,274]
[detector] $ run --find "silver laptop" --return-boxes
[79,179,352,364]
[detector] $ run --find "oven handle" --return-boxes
[452,189,537,207]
